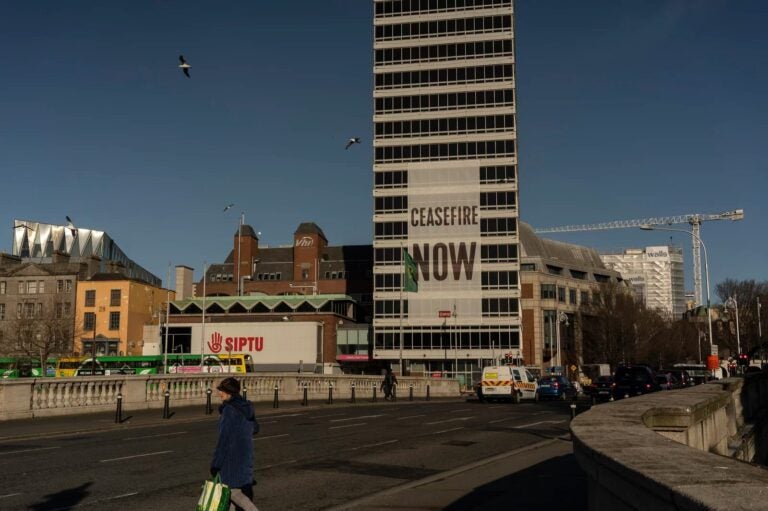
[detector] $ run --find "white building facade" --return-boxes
[373,0,520,379]
[600,246,685,318]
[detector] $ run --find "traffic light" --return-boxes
[738,353,749,366]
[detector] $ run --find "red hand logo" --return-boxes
[208,332,223,353]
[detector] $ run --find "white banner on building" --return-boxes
[189,322,318,364]
[407,165,481,321]
[645,246,670,260]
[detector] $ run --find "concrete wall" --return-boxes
[0,374,460,420]
[571,372,768,511]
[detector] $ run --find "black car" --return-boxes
[612,365,661,400]
[590,375,615,403]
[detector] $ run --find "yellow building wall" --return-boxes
[75,279,174,356]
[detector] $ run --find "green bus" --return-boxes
[75,355,165,376]
[0,357,58,378]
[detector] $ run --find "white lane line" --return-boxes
[329,423,367,430]
[0,493,22,499]
[100,450,172,463]
[345,439,399,452]
[1,446,60,455]
[449,408,472,413]
[425,417,474,425]
[489,417,518,424]
[396,414,426,421]
[276,413,306,418]
[330,414,384,422]
[108,492,139,500]
[123,431,187,441]
[259,420,279,425]
[255,434,289,441]
[512,420,566,429]
[312,413,348,418]
[487,405,506,409]
[258,459,297,470]
[433,427,464,434]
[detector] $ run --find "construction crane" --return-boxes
[534,209,745,306]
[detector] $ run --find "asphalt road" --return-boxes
[0,398,575,510]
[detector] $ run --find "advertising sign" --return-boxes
[407,165,481,321]
[646,246,670,260]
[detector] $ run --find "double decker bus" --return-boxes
[75,356,165,376]
[57,357,86,377]
[0,357,57,378]
[71,354,254,376]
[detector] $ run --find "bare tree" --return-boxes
[0,296,81,375]
[716,278,768,355]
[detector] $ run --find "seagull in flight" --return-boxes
[179,55,191,78]
[223,203,235,212]
[65,216,78,237]
[345,137,361,150]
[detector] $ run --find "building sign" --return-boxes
[646,246,670,260]
[188,322,317,364]
[408,165,481,320]
[438,310,452,318]
[295,236,314,247]
[207,331,264,353]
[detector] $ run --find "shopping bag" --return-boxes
[196,473,231,511]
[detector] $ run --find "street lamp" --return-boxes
[556,311,568,371]
[724,296,741,355]
[640,225,713,357]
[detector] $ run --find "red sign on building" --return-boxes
[438,310,452,318]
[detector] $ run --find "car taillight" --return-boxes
[611,383,616,387]
[553,382,559,388]
[646,384,651,389]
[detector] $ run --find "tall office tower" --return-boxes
[601,246,686,318]
[373,0,520,378]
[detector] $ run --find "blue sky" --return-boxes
[1,1,765,298]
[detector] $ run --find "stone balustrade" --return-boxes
[0,374,459,420]
[571,371,768,511]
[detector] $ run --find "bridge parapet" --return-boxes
[0,374,459,420]
[571,372,768,510]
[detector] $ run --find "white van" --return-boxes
[479,365,538,403]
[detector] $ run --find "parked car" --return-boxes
[536,375,575,401]
[590,375,615,403]
[655,372,682,390]
[663,369,694,387]
[612,365,661,400]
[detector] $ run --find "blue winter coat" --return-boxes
[211,395,259,488]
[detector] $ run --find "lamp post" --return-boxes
[640,225,713,356]
[725,296,741,355]
[556,311,568,372]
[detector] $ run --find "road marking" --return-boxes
[330,414,384,422]
[123,431,187,441]
[489,417,518,424]
[345,439,399,451]
[108,492,139,500]
[425,417,474,425]
[312,413,348,418]
[100,450,172,463]
[0,493,21,499]
[396,414,425,421]
[258,459,297,470]
[0,446,60,455]
[512,420,566,429]
[329,423,367,430]
[259,420,279,425]
[255,434,289,441]
[487,405,506,409]
[433,427,464,434]
[276,413,306,418]
[449,408,472,413]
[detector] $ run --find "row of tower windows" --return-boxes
[375,39,512,66]
[375,89,513,115]
[373,166,515,190]
[374,218,517,239]
[375,114,514,139]
[374,139,515,163]
[375,0,512,18]
[375,15,512,41]
[375,64,513,90]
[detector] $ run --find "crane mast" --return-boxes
[534,209,744,306]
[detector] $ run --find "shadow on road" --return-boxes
[444,454,587,511]
[28,481,93,511]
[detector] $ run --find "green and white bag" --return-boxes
[196,474,231,511]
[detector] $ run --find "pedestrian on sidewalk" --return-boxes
[381,368,398,401]
[210,377,260,511]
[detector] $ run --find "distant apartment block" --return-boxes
[600,246,685,318]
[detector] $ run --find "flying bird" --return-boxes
[65,216,78,237]
[223,203,235,212]
[179,55,191,78]
[345,137,361,150]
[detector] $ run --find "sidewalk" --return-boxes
[330,437,587,511]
